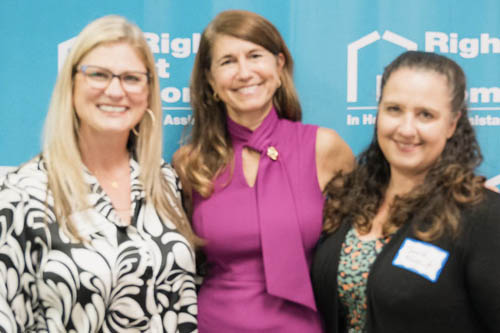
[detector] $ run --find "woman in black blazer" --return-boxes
[312,51,500,333]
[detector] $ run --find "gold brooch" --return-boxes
[267,146,278,161]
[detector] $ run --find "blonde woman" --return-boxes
[0,15,199,332]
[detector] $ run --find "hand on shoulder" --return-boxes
[484,181,499,193]
[316,127,354,191]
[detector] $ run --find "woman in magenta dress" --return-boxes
[174,10,354,332]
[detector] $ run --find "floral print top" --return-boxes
[337,227,391,332]
[0,156,197,332]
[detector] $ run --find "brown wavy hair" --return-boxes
[323,51,485,241]
[175,10,301,198]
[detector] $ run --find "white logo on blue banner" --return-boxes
[347,30,417,104]
[58,37,76,71]
[392,238,449,283]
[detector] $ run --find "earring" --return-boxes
[146,108,156,124]
[132,108,155,136]
[213,91,220,102]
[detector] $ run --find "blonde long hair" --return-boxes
[176,10,301,199]
[43,15,200,245]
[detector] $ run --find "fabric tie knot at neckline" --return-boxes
[226,107,317,311]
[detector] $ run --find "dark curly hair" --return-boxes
[323,51,485,241]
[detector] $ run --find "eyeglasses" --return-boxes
[76,65,150,94]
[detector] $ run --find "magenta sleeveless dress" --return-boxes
[192,108,324,332]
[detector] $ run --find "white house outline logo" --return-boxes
[58,37,76,72]
[347,30,418,103]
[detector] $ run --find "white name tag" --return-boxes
[392,238,449,282]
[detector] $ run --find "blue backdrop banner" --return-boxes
[1,0,499,188]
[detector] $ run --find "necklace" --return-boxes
[89,165,130,190]
[107,174,129,190]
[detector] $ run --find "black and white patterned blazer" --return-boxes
[0,156,197,332]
